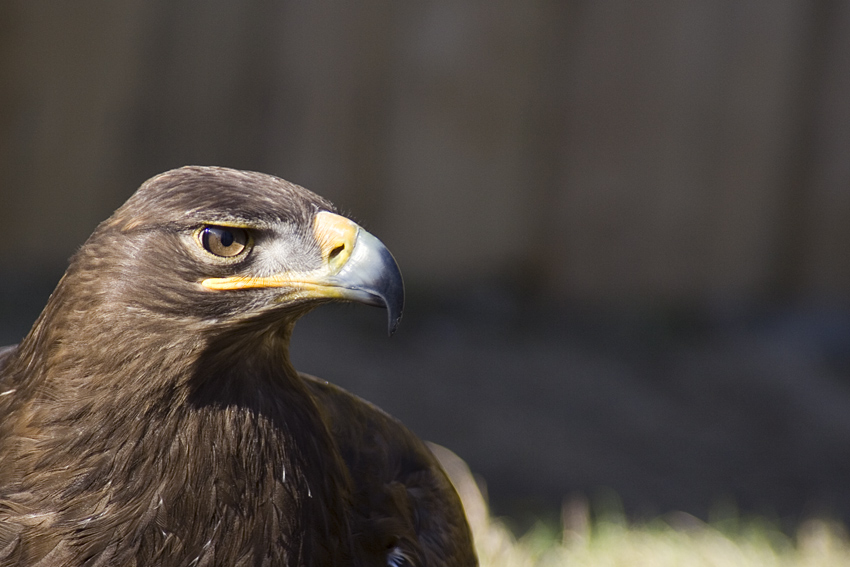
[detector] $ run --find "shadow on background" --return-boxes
[3,1,850,531]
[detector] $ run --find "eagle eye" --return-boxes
[198,226,249,258]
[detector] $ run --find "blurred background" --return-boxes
[3,0,850,532]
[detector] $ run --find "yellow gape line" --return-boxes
[201,211,360,292]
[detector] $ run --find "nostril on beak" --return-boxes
[328,244,345,264]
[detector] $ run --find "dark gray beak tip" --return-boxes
[376,250,404,336]
[387,295,403,337]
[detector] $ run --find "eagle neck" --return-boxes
[5,303,356,565]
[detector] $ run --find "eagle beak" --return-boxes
[202,211,404,335]
[312,211,405,335]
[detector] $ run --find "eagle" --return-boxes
[0,166,476,567]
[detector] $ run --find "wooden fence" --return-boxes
[2,0,850,307]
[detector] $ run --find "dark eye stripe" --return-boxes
[199,226,249,258]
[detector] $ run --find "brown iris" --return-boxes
[199,226,249,258]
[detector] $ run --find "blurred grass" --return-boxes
[474,512,850,567]
[430,443,850,567]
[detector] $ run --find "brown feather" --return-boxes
[303,374,477,567]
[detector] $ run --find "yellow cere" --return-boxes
[312,211,358,272]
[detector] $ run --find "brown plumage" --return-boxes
[0,166,476,567]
